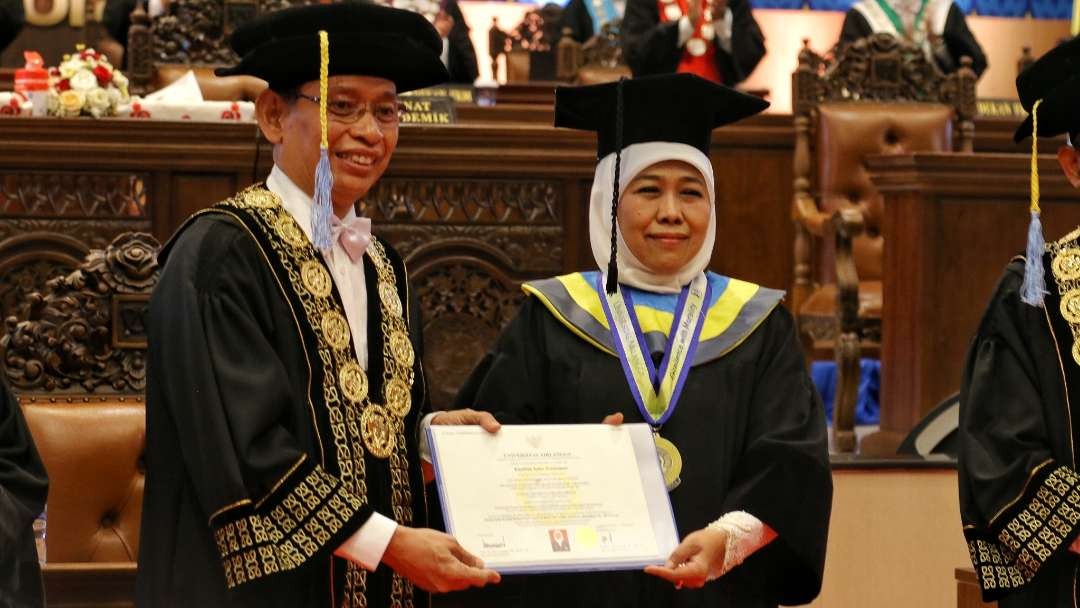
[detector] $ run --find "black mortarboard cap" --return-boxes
[216,2,449,93]
[554,73,769,158]
[1014,37,1080,143]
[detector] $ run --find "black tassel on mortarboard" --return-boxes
[605,77,626,295]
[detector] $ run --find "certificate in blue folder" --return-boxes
[427,423,680,574]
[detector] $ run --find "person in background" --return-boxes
[0,0,24,52]
[559,0,625,44]
[622,0,764,85]
[0,376,48,608]
[840,0,987,76]
[386,0,480,84]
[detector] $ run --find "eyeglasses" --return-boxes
[295,93,406,126]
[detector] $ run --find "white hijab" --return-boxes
[589,142,717,294]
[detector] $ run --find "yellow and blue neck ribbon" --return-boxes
[1021,99,1046,307]
[311,29,334,252]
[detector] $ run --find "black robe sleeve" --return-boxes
[0,380,47,608]
[622,0,764,85]
[959,261,1080,602]
[443,0,479,84]
[938,3,987,77]
[712,307,831,605]
[148,217,374,593]
[0,0,25,51]
[559,0,597,44]
[838,9,872,46]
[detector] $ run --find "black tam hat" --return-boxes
[554,72,769,159]
[1014,37,1080,143]
[216,2,449,93]
[554,73,768,293]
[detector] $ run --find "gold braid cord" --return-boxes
[208,186,417,607]
[1049,227,1080,366]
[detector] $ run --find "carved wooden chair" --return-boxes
[556,20,631,85]
[1,232,160,564]
[125,0,277,98]
[790,33,976,452]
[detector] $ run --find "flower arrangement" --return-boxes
[47,45,130,118]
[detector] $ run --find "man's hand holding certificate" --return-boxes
[427,422,680,574]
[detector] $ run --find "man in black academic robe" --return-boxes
[839,0,987,76]
[622,0,764,85]
[0,378,47,608]
[959,37,1080,607]
[440,0,480,84]
[559,0,625,44]
[137,4,499,607]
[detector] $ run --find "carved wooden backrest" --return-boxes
[1,232,160,396]
[127,0,311,95]
[361,178,563,409]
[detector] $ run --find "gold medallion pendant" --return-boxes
[338,361,369,404]
[361,405,396,458]
[654,434,683,492]
[686,37,707,57]
[384,378,412,418]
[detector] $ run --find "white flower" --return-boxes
[107,87,122,106]
[86,88,111,116]
[57,89,86,117]
[112,71,128,90]
[58,63,78,79]
[69,70,97,91]
[46,91,60,115]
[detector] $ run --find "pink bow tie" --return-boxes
[331,215,372,263]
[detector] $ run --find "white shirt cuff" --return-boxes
[440,38,450,69]
[334,512,398,571]
[677,16,694,47]
[418,412,439,464]
[706,511,778,579]
[714,8,734,54]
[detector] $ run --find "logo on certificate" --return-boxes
[548,529,571,552]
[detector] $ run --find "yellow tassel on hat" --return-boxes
[1021,99,1047,307]
[312,29,334,252]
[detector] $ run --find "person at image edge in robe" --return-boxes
[437,72,832,608]
[622,0,765,85]
[959,37,1080,607]
[136,3,503,606]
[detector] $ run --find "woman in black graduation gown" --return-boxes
[839,0,987,76]
[451,73,832,608]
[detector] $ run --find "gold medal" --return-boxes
[320,311,351,351]
[384,378,412,417]
[664,3,682,20]
[686,37,707,57]
[390,331,415,368]
[338,361,369,404]
[361,405,396,459]
[301,260,333,299]
[1054,248,1080,281]
[654,434,683,492]
[274,215,307,248]
[379,282,403,318]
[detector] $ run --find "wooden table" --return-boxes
[956,568,996,608]
[864,152,1080,454]
[42,562,136,608]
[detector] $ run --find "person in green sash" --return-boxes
[445,73,833,608]
[840,0,986,76]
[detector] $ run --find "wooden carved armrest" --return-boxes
[792,193,832,237]
[830,206,865,453]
